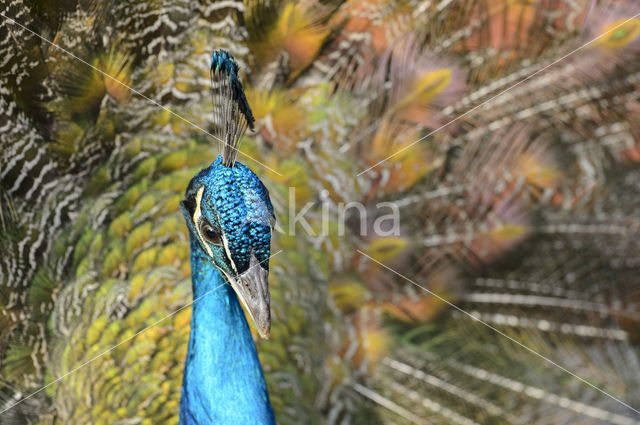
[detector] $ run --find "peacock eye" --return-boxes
[200,222,222,246]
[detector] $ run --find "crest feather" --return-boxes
[210,49,255,167]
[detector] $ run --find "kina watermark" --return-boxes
[243,187,401,237]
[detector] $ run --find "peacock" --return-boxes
[1,0,640,424]
[178,50,276,424]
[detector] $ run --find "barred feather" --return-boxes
[1,0,640,424]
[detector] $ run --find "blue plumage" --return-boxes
[179,245,274,425]
[185,156,274,272]
[179,157,276,425]
[178,48,276,425]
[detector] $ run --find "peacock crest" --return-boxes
[210,49,255,167]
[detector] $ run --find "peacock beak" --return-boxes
[229,253,271,339]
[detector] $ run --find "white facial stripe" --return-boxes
[219,267,235,286]
[213,209,238,274]
[193,186,214,258]
[221,233,238,274]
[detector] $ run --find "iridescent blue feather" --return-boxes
[179,50,276,425]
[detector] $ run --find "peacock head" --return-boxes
[180,49,274,338]
[180,158,275,338]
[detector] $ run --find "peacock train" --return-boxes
[1,0,640,424]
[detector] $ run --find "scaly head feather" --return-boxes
[180,158,275,338]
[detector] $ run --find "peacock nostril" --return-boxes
[243,278,253,298]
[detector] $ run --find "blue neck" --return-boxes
[179,241,275,425]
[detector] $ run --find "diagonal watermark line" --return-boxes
[0,249,282,415]
[0,13,282,177]
[357,12,640,176]
[357,250,640,417]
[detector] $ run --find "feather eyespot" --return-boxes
[200,222,222,246]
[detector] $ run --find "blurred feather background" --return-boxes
[1,0,640,424]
